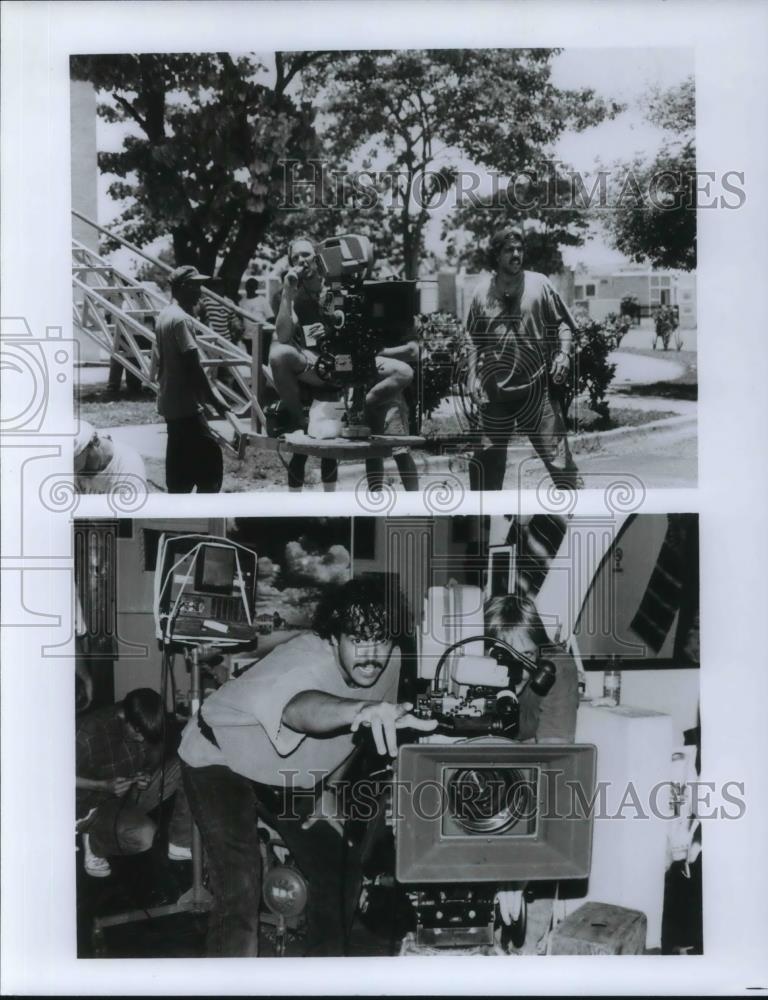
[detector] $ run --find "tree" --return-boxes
[71,52,331,298]
[310,49,619,279]
[133,246,175,289]
[602,76,696,271]
[444,166,594,275]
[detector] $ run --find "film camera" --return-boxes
[310,234,418,438]
[378,636,597,952]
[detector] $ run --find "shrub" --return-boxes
[415,312,469,418]
[571,317,618,419]
[415,311,618,426]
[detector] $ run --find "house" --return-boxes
[573,265,697,329]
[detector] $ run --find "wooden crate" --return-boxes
[550,902,647,956]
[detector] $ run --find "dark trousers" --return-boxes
[165,414,223,494]
[287,454,338,489]
[108,334,151,394]
[181,763,360,957]
[469,386,578,492]
[82,758,191,858]
[107,356,143,395]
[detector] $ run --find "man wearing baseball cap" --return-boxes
[152,266,231,493]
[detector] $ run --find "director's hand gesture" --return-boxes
[351,701,438,757]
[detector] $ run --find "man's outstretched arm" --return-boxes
[282,690,437,756]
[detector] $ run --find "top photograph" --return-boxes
[70,47,698,497]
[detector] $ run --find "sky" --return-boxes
[91,46,694,276]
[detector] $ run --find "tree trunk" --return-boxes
[216,210,272,300]
[402,217,426,282]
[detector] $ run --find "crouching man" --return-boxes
[178,576,436,957]
[76,688,192,877]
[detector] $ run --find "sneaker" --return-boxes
[167,842,192,861]
[82,833,111,878]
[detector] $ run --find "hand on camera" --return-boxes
[351,701,438,757]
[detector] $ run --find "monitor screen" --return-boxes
[196,545,236,594]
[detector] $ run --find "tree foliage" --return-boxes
[602,76,696,271]
[445,168,593,276]
[303,49,620,279]
[73,49,621,294]
[71,52,331,297]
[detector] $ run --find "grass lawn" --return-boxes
[77,386,158,428]
[422,394,679,438]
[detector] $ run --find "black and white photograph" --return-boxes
[73,513,702,959]
[3,1,768,996]
[70,45,699,496]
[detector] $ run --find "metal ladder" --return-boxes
[71,213,269,450]
[71,211,439,474]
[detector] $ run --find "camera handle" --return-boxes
[432,635,556,698]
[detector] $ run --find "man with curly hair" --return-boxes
[464,225,581,492]
[178,576,435,957]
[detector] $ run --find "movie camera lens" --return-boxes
[446,767,535,835]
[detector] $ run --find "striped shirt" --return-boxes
[201,295,239,340]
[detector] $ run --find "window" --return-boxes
[574,285,584,299]
[586,284,596,297]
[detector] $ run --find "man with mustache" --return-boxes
[464,225,581,492]
[178,576,436,957]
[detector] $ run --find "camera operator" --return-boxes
[268,236,420,492]
[485,593,579,953]
[465,225,581,492]
[178,576,437,957]
[152,266,232,493]
[485,593,578,743]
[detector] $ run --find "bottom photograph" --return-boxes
[73,513,701,959]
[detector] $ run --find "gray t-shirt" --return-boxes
[155,302,203,420]
[467,271,576,399]
[178,631,400,788]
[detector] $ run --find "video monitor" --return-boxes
[195,544,237,594]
